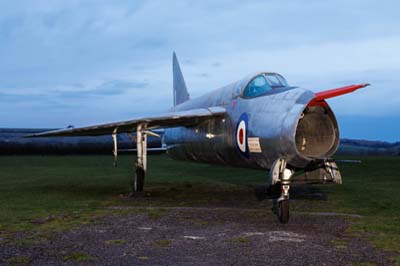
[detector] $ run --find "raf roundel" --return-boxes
[236,121,246,152]
[235,113,249,157]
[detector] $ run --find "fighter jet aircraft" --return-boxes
[29,53,369,223]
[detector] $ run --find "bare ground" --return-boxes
[0,201,395,266]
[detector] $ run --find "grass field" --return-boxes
[0,155,399,252]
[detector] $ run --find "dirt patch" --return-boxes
[0,206,394,266]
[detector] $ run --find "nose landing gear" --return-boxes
[269,158,294,223]
[277,184,290,223]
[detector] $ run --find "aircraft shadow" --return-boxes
[254,184,328,201]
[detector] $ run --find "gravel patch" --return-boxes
[0,206,394,266]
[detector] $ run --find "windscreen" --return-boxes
[265,74,288,87]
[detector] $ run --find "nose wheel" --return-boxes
[269,158,293,223]
[277,196,290,223]
[276,184,290,223]
[270,183,291,223]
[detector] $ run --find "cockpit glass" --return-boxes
[276,74,289,86]
[265,74,283,87]
[243,75,272,98]
[242,73,289,98]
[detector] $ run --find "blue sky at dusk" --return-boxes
[0,1,399,141]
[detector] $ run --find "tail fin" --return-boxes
[173,52,190,106]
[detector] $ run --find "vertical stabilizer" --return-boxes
[173,52,190,106]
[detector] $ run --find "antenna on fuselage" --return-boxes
[172,52,190,106]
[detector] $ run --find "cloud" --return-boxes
[197,73,209,78]
[57,80,148,98]
[212,62,221,68]
[95,80,147,95]
[0,92,46,102]
[0,79,147,100]
[0,0,399,140]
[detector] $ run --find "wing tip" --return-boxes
[362,83,370,88]
[23,133,48,138]
[23,128,68,138]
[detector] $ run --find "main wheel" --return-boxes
[133,167,145,192]
[278,199,290,223]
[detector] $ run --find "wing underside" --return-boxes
[27,107,226,138]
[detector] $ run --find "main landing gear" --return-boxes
[269,158,294,224]
[112,123,161,195]
[132,124,147,194]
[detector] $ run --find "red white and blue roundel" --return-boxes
[236,113,249,157]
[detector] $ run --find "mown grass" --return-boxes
[0,156,129,230]
[330,238,348,249]
[0,155,264,231]
[63,251,93,262]
[320,156,400,252]
[105,239,127,245]
[0,155,399,252]
[152,239,172,248]
[6,256,31,266]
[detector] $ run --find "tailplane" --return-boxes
[173,52,190,106]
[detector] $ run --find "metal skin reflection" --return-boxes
[28,53,369,223]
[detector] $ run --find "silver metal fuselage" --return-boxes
[163,73,340,170]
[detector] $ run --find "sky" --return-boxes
[0,0,399,141]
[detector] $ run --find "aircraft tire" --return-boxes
[134,167,145,192]
[278,199,289,223]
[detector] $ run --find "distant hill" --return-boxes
[0,128,161,155]
[337,139,400,156]
[0,128,398,156]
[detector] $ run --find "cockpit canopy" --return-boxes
[242,73,288,98]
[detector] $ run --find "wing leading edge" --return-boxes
[26,107,226,138]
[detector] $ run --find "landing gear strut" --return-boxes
[132,124,147,193]
[111,123,161,195]
[269,158,294,223]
